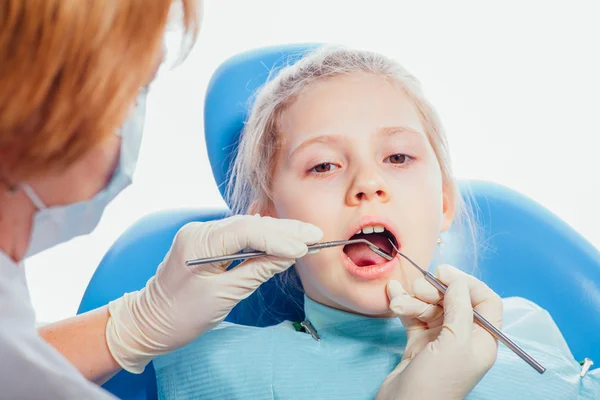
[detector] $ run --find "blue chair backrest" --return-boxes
[78,44,600,399]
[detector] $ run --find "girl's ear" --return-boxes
[248,200,276,217]
[440,185,456,232]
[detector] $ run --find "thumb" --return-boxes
[436,278,473,348]
[387,279,408,300]
[387,280,413,319]
[387,281,443,328]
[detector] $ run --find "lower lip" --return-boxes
[340,250,399,280]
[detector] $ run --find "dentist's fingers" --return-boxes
[411,276,443,305]
[436,265,503,329]
[387,281,444,325]
[223,256,297,298]
[378,268,502,400]
[387,279,408,299]
[390,295,444,324]
[211,215,324,258]
[410,265,502,330]
[436,278,474,345]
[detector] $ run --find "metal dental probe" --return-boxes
[387,238,546,374]
[185,238,393,267]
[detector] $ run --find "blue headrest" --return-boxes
[204,43,320,204]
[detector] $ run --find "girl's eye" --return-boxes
[311,162,338,173]
[386,154,411,165]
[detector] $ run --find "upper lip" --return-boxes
[344,215,401,248]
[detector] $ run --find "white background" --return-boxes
[26,0,600,324]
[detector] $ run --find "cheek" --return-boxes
[270,174,342,231]
[270,177,344,294]
[387,164,445,239]
[271,192,317,223]
[294,247,342,305]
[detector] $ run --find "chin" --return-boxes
[338,286,394,317]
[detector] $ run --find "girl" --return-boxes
[153,46,599,399]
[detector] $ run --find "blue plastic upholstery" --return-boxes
[77,45,600,399]
[204,43,319,202]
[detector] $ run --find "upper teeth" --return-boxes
[357,225,385,234]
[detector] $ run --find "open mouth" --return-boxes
[342,224,399,267]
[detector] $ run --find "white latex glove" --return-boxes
[376,265,503,400]
[105,214,323,373]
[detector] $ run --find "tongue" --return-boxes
[344,234,393,267]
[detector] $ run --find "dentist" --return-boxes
[0,1,322,398]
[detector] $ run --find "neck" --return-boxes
[0,189,35,262]
[303,295,404,337]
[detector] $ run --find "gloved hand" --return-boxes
[105,214,323,373]
[376,265,503,400]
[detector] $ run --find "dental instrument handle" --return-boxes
[185,239,382,267]
[421,271,546,374]
[185,250,270,266]
[185,241,343,267]
[308,240,355,250]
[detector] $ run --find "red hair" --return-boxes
[0,0,200,182]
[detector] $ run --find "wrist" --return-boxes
[106,291,154,374]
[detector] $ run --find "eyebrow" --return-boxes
[378,126,424,139]
[289,135,343,159]
[289,126,424,158]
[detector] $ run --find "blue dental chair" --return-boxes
[77,44,600,400]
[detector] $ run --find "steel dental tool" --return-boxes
[387,238,546,374]
[186,236,545,373]
[185,238,394,267]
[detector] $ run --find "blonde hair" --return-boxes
[228,46,479,274]
[0,0,200,183]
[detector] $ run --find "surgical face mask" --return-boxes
[22,90,148,258]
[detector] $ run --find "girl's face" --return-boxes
[265,72,454,316]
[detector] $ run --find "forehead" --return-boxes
[277,72,425,143]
